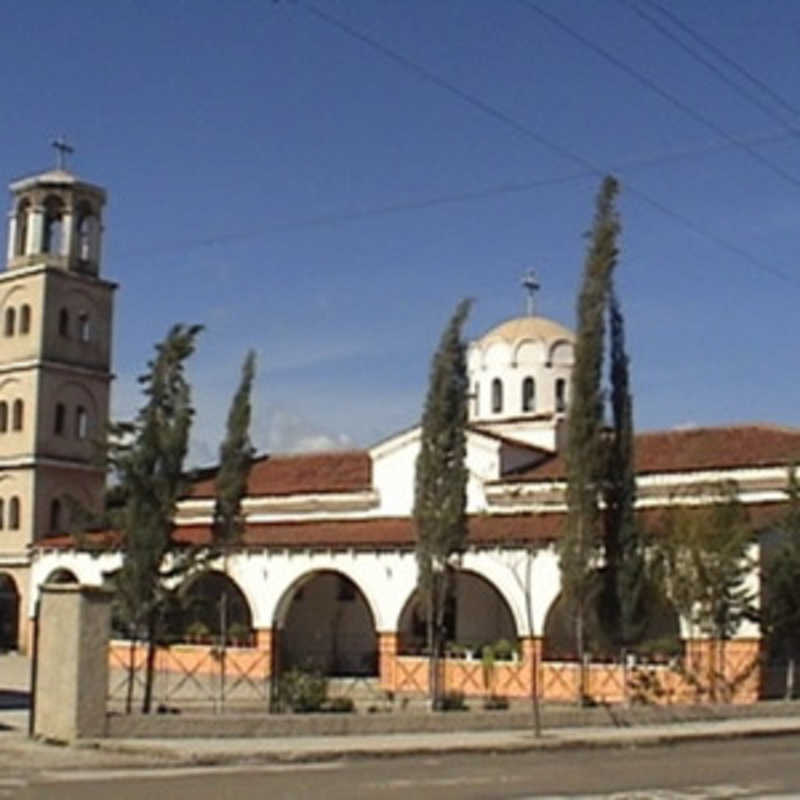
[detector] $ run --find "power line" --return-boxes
[301,2,799,286]
[641,0,800,121]
[118,127,797,262]
[619,0,800,133]
[517,0,800,193]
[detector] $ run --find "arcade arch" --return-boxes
[397,570,518,655]
[274,570,377,677]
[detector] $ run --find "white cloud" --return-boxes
[262,409,353,455]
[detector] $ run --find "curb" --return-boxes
[85,721,800,767]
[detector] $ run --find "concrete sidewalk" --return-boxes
[87,714,800,765]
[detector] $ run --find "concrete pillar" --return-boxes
[378,631,399,692]
[33,584,111,742]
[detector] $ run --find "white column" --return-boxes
[6,215,17,263]
[27,209,43,255]
[61,211,74,259]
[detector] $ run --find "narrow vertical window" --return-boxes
[0,498,4,530]
[50,499,62,533]
[4,307,15,337]
[491,378,503,414]
[522,377,536,413]
[78,313,90,342]
[75,406,88,440]
[0,402,7,433]
[58,308,70,337]
[11,400,23,431]
[473,382,480,417]
[54,403,66,435]
[8,497,19,530]
[19,305,30,334]
[555,378,567,413]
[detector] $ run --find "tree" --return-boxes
[602,285,646,649]
[212,350,256,549]
[654,481,755,700]
[111,323,203,713]
[414,298,471,709]
[762,466,800,698]
[561,175,619,698]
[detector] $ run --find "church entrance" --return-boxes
[276,571,377,677]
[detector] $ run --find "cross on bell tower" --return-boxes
[51,137,74,170]
[521,269,540,316]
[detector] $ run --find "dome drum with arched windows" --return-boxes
[6,170,105,275]
[467,314,575,450]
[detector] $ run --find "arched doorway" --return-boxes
[276,571,377,676]
[0,574,19,651]
[397,570,517,656]
[176,571,254,646]
[542,582,682,661]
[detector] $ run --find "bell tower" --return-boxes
[0,157,115,650]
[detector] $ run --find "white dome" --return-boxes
[476,316,574,348]
[467,315,574,449]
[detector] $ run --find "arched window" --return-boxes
[58,308,70,337]
[54,403,66,435]
[491,378,503,414]
[8,497,20,530]
[78,313,90,343]
[15,199,30,257]
[75,406,88,440]
[555,378,567,413]
[0,402,7,433]
[0,499,4,530]
[11,400,23,431]
[49,499,62,533]
[522,377,536,412]
[4,307,15,337]
[42,196,64,255]
[19,305,30,335]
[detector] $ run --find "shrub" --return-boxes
[439,691,468,711]
[276,668,328,713]
[483,694,509,710]
[322,697,355,713]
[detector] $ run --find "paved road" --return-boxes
[11,735,800,799]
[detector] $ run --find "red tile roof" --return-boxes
[187,450,372,498]
[37,500,790,552]
[504,424,800,481]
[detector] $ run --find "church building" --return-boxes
[4,162,798,703]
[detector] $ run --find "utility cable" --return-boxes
[301,2,799,286]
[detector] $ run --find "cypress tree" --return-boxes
[604,285,645,649]
[763,466,800,698]
[414,298,471,709]
[561,176,619,697]
[113,323,203,713]
[213,350,256,548]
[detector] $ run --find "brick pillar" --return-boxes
[254,628,274,678]
[378,632,399,692]
[520,636,543,698]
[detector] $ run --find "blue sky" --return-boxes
[1,1,798,464]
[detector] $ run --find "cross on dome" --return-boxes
[521,269,540,316]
